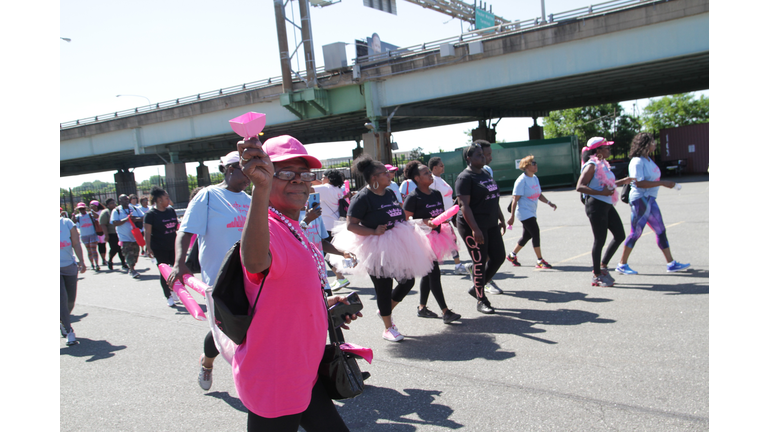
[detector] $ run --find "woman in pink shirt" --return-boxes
[235,134,360,431]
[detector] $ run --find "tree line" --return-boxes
[542,92,709,158]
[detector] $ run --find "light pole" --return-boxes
[116,94,152,107]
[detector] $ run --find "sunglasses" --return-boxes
[531,161,537,166]
[273,170,317,182]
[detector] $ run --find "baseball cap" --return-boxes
[384,164,397,172]
[220,151,240,166]
[263,135,322,169]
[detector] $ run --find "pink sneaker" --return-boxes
[382,326,403,342]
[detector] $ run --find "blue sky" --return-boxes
[58,0,708,189]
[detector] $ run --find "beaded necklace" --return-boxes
[267,206,328,290]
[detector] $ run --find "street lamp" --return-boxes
[61,37,71,42]
[116,94,152,106]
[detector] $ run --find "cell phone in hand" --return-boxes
[329,292,363,328]
[308,193,320,209]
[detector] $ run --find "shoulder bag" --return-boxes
[211,241,268,345]
[318,295,364,400]
[621,184,631,204]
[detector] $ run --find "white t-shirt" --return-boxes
[429,174,454,212]
[110,204,144,242]
[512,173,541,221]
[178,185,252,285]
[313,183,344,229]
[399,179,416,199]
[387,182,403,204]
[628,157,662,201]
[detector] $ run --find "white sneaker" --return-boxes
[485,281,503,295]
[376,310,397,331]
[454,263,469,275]
[198,355,213,390]
[330,278,350,291]
[66,329,78,346]
[171,291,180,303]
[382,326,404,342]
[167,297,176,307]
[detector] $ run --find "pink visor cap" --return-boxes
[584,137,614,152]
[263,135,322,169]
[384,164,397,172]
[76,202,86,209]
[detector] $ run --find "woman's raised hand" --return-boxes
[237,137,273,188]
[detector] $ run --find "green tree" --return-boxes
[408,147,425,162]
[543,103,640,157]
[187,174,198,191]
[641,93,709,137]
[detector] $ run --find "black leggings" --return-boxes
[585,197,626,274]
[107,233,125,266]
[203,331,219,359]
[456,218,506,300]
[370,275,415,317]
[153,248,176,298]
[420,262,447,310]
[60,264,78,332]
[518,217,541,248]
[247,377,348,432]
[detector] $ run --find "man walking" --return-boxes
[110,194,144,278]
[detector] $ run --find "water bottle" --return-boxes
[673,183,682,191]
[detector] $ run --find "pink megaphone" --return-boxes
[229,112,266,139]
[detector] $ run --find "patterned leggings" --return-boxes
[624,196,669,250]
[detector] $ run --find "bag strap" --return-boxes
[323,290,342,345]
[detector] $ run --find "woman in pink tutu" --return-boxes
[332,154,435,342]
[402,161,462,324]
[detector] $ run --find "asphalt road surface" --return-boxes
[60,176,709,431]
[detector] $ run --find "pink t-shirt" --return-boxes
[232,215,328,418]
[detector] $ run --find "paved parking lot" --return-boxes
[59,176,709,431]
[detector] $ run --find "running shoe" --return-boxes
[442,309,461,324]
[382,326,404,342]
[417,306,439,318]
[330,278,350,291]
[506,254,521,266]
[591,274,614,287]
[95,264,100,271]
[536,259,552,269]
[107,261,113,270]
[454,263,469,275]
[171,291,181,303]
[615,263,638,275]
[666,261,691,273]
[121,264,129,270]
[66,329,78,346]
[130,270,140,279]
[467,286,479,300]
[198,355,213,391]
[485,281,503,295]
[600,268,615,285]
[476,298,495,314]
[167,297,176,307]
[60,322,67,338]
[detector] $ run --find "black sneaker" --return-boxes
[467,286,478,300]
[442,309,461,324]
[476,299,495,314]
[107,261,113,270]
[417,306,439,318]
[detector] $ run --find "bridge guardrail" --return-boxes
[60,0,666,130]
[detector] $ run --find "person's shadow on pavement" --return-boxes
[60,338,127,362]
[335,385,463,431]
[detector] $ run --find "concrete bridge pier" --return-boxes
[196,162,211,188]
[115,169,137,198]
[165,152,190,208]
[362,131,393,165]
[529,118,544,140]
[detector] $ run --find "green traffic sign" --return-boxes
[475,8,495,30]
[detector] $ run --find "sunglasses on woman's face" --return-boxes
[531,161,537,166]
[273,170,317,182]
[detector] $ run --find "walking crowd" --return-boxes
[60,130,691,431]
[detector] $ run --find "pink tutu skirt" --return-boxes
[330,221,436,280]
[428,223,458,261]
